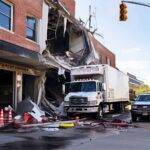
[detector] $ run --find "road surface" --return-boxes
[0,121,150,150]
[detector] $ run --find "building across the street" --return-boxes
[127,73,144,86]
[127,73,144,101]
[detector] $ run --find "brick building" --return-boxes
[0,0,116,109]
[89,35,116,68]
[0,0,77,109]
[0,0,45,109]
[60,0,75,16]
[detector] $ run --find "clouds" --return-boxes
[118,60,150,85]
[123,47,142,53]
[75,0,150,85]
[116,46,150,85]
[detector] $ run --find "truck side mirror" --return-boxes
[62,85,65,94]
[102,83,106,91]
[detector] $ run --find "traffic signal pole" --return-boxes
[120,2,128,21]
[122,1,150,8]
[120,1,150,21]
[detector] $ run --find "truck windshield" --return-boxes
[136,95,150,102]
[65,81,96,93]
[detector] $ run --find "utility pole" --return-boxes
[89,5,92,30]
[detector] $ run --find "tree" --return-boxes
[132,84,150,95]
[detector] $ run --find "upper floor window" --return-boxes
[0,0,13,30]
[26,16,36,41]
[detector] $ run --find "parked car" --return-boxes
[131,93,150,121]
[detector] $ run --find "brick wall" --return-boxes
[0,0,43,52]
[60,0,75,16]
[90,35,116,68]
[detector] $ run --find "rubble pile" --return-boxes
[0,96,133,134]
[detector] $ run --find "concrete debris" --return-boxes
[16,97,45,123]
[4,105,14,111]
[56,102,67,118]
[41,98,58,118]
[58,67,65,76]
[112,113,132,124]
[17,97,35,115]
[42,127,59,132]
[63,17,67,36]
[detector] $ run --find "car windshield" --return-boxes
[65,81,96,93]
[136,95,150,102]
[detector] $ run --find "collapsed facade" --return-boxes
[0,0,116,110]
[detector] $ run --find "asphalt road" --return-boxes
[0,121,150,150]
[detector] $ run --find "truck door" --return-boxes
[97,82,103,102]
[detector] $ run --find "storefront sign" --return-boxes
[0,62,41,76]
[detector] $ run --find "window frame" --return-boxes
[26,16,37,42]
[0,0,13,31]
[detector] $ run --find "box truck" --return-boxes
[63,64,129,118]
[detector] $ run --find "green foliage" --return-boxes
[132,84,150,95]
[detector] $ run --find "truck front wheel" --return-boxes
[97,104,103,120]
[131,112,138,122]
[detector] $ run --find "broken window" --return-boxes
[46,8,69,55]
[45,7,91,66]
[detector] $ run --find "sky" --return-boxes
[75,0,150,85]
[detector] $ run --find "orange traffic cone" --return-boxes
[7,110,13,124]
[0,109,4,127]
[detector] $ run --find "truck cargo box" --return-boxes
[104,65,129,103]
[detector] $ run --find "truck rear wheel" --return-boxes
[97,104,103,120]
[113,102,125,113]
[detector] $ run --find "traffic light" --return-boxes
[119,2,128,21]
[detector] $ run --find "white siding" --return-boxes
[37,2,49,53]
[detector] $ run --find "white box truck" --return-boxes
[63,64,129,118]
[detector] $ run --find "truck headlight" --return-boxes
[132,105,137,109]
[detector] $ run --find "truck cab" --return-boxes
[63,64,129,118]
[64,80,104,114]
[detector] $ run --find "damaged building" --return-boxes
[0,0,116,110]
[0,0,46,110]
[43,0,116,106]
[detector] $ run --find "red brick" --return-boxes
[60,0,75,16]
[0,0,43,52]
[90,35,116,68]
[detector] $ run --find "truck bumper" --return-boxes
[65,106,98,113]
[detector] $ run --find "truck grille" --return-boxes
[69,97,88,105]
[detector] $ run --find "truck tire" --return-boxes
[131,113,138,122]
[113,102,124,113]
[97,104,103,120]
